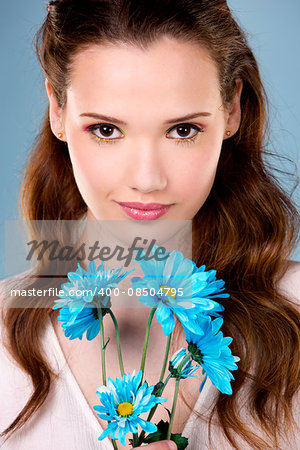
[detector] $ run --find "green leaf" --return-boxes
[143,419,169,442]
[143,419,188,450]
[165,407,172,419]
[169,433,189,450]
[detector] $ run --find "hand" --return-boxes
[136,440,177,449]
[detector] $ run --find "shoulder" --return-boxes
[277,260,300,307]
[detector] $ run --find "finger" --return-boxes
[138,440,177,449]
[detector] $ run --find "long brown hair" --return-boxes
[1,0,299,448]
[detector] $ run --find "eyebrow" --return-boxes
[79,111,212,126]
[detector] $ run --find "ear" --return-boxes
[223,78,243,139]
[45,79,66,141]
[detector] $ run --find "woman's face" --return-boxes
[47,36,242,222]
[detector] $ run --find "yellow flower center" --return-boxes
[160,285,176,300]
[117,402,134,417]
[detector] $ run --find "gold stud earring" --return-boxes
[58,132,63,139]
[225,130,231,136]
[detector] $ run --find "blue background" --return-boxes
[0,0,299,279]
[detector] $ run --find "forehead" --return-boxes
[66,36,222,115]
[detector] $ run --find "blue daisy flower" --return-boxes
[191,263,231,311]
[57,298,110,340]
[93,370,167,446]
[184,317,240,394]
[131,245,227,335]
[53,260,134,340]
[53,259,134,312]
[169,347,199,379]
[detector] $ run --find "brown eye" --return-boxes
[176,125,192,137]
[99,125,114,137]
[166,123,204,140]
[88,123,124,140]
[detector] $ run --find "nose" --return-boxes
[126,140,167,193]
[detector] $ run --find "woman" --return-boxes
[1,0,299,448]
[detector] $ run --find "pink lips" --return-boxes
[117,202,173,220]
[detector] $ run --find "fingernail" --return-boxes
[168,442,177,450]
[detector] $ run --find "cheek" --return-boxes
[66,137,118,201]
[173,144,221,205]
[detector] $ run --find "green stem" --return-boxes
[146,373,172,422]
[161,373,172,395]
[97,303,117,449]
[140,307,156,382]
[137,373,172,446]
[108,309,125,376]
[166,377,180,440]
[98,307,107,386]
[159,332,172,382]
[112,440,118,450]
[137,327,173,445]
[166,353,192,440]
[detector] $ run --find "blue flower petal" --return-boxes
[54,261,134,341]
[184,317,239,394]
[94,370,167,446]
[138,417,157,433]
[161,312,175,335]
[98,426,112,441]
[132,246,229,337]
[156,306,171,323]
